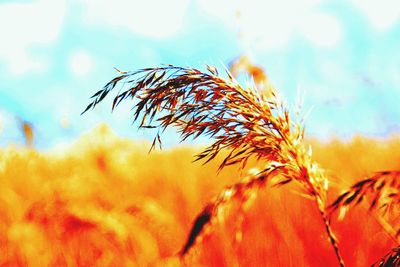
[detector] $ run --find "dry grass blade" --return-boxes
[83,65,344,266]
[371,246,400,267]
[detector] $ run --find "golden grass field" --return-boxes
[0,124,399,266]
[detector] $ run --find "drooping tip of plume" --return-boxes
[179,205,212,257]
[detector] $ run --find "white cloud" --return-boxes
[80,0,189,38]
[0,0,66,75]
[300,13,342,48]
[352,0,400,31]
[69,50,93,77]
[197,0,342,50]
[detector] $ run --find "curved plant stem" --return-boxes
[315,195,345,267]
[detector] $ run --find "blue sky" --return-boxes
[0,0,399,149]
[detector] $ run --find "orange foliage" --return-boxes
[0,125,399,266]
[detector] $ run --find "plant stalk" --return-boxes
[315,195,345,267]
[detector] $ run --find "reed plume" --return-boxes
[83,65,345,266]
[329,171,400,266]
[329,171,400,241]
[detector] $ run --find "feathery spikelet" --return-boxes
[329,171,400,243]
[82,65,344,266]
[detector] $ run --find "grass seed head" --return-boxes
[82,64,346,265]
